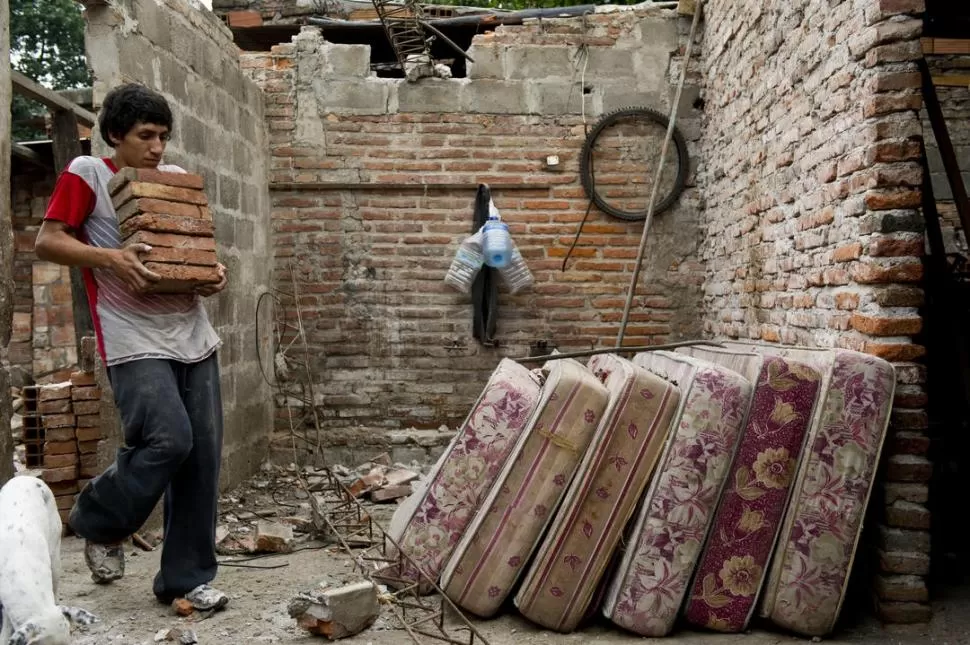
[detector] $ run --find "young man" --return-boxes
[34,83,230,610]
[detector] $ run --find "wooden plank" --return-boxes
[932,38,970,55]
[11,142,47,167]
[50,109,95,351]
[11,71,97,127]
[932,74,970,88]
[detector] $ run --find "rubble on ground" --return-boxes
[154,626,198,643]
[288,581,380,640]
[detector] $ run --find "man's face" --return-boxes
[110,121,170,169]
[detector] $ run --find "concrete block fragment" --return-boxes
[314,79,390,115]
[288,581,380,640]
[461,79,529,114]
[370,484,412,502]
[255,520,295,553]
[506,46,574,79]
[466,44,505,79]
[323,43,371,76]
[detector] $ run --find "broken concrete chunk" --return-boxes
[288,581,379,640]
[255,520,294,553]
[154,627,198,644]
[383,468,419,487]
[171,598,195,617]
[370,484,413,503]
[281,515,314,533]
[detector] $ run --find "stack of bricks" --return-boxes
[107,168,220,293]
[23,371,105,528]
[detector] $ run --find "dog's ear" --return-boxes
[59,605,99,626]
[6,621,41,645]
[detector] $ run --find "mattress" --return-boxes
[514,354,680,632]
[440,359,610,617]
[723,342,895,636]
[384,358,543,594]
[603,351,753,637]
[676,346,821,633]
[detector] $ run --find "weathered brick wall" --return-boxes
[243,7,705,438]
[697,0,929,624]
[1,0,13,484]
[83,0,274,488]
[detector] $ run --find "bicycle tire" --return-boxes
[579,105,689,221]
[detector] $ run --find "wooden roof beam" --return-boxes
[11,70,97,127]
[11,142,48,168]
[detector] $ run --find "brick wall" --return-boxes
[83,0,274,488]
[242,6,705,436]
[696,0,929,624]
[1,0,13,484]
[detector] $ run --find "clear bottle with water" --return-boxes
[482,200,512,268]
[499,242,534,294]
[444,230,485,294]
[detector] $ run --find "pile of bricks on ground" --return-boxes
[108,168,220,293]
[20,371,104,528]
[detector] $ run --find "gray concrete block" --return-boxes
[313,78,391,115]
[179,114,208,156]
[586,48,637,79]
[323,43,371,77]
[528,80,590,116]
[118,36,154,85]
[218,174,241,212]
[506,46,575,79]
[289,582,380,639]
[632,49,671,92]
[234,218,255,250]
[398,78,466,113]
[596,85,663,115]
[637,15,680,52]
[160,57,188,97]
[133,0,171,51]
[461,79,529,114]
[466,44,506,79]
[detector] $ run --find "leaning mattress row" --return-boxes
[381,342,896,638]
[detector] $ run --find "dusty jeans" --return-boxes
[69,354,224,600]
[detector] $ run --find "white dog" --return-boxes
[0,476,98,645]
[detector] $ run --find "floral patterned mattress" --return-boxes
[724,342,895,636]
[385,358,542,594]
[676,346,821,633]
[515,354,681,632]
[602,350,753,637]
[440,359,610,618]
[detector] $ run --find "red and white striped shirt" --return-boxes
[44,156,220,366]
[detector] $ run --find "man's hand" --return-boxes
[195,263,228,297]
[110,244,161,293]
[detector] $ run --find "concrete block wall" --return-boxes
[82,0,274,488]
[696,0,930,624]
[243,6,706,434]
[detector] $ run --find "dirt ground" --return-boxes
[54,467,967,645]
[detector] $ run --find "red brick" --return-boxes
[868,235,924,257]
[872,72,922,93]
[71,386,101,401]
[873,0,925,16]
[834,291,860,310]
[43,414,75,429]
[75,414,100,429]
[75,426,103,442]
[886,455,932,482]
[865,42,924,68]
[54,494,76,511]
[884,482,929,504]
[852,261,923,284]
[115,198,206,223]
[44,427,76,442]
[886,500,930,530]
[120,213,215,239]
[139,246,218,267]
[891,409,930,430]
[112,182,208,210]
[43,452,78,469]
[43,467,78,484]
[865,342,925,361]
[45,440,77,456]
[78,440,100,455]
[142,263,221,294]
[70,371,97,387]
[876,601,932,624]
[39,383,72,401]
[124,230,217,251]
[875,286,924,307]
[891,431,930,455]
[832,243,863,262]
[875,574,929,602]
[865,141,922,164]
[893,387,928,408]
[47,481,79,496]
[850,313,922,336]
[72,400,101,415]
[865,189,921,210]
[107,167,205,194]
[38,398,72,415]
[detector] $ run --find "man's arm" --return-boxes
[35,220,161,293]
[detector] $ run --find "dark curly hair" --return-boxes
[98,84,173,148]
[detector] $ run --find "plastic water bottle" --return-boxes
[499,243,534,294]
[444,230,485,293]
[482,201,511,268]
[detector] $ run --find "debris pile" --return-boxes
[288,581,381,640]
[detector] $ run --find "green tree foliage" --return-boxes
[10,0,91,141]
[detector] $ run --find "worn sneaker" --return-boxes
[84,540,125,584]
[184,584,230,611]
